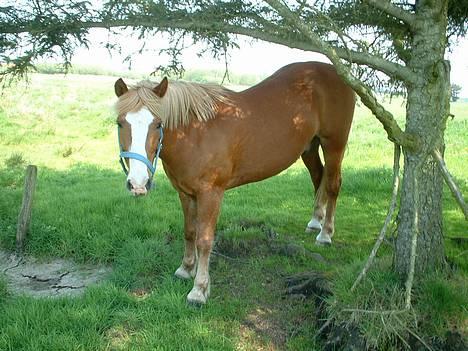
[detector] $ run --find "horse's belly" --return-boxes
[226,147,304,189]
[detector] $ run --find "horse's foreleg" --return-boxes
[175,192,198,279]
[187,189,224,305]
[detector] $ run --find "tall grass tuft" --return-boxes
[0,275,8,303]
[110,238,179,291]
[327,257,415,349]
[4,153,26,168]
[415,274,468,337]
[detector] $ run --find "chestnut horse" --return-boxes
[114,62,355,304]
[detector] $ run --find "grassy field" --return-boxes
[0,73,466,350]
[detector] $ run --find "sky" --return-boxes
[72,29,468,97]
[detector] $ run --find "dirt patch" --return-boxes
[0,250,111,298]
[214,235,267,259]
[106,324,135,351]
[214,219,328,265]
[236,307,286,351]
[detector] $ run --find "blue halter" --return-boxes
[118,125,164,183]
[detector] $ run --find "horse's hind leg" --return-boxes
[302,137,327,232]
[175,192,198,279]
[316,140,346,245]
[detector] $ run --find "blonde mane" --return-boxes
[115,80,230,129]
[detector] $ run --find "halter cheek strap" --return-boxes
[119,151,156,174]
[118,125,164,183]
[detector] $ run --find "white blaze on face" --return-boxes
[126,107,154,190]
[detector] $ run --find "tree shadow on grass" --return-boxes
[0,163,466,350]
[0,163,396,261]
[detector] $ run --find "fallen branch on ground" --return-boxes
[342,308,407,315]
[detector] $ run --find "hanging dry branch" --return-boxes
[405,161,421,309]
[432,149,468,220]
[351,144,401,292]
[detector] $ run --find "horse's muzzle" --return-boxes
[126,179,152,196]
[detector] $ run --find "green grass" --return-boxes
[0,74,466,350]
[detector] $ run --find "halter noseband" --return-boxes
[118,124,164,184]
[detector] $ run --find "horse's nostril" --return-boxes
[145,179,152,191]
[126,180,133,191]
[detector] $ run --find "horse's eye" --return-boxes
[117,121,122,128]
[155,122,162,129]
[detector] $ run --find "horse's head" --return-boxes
[114,77,168,196]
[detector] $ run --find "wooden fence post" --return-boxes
[16,165,38,252]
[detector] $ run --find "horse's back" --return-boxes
[237,61,355,141]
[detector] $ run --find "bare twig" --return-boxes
[432,149,468,220]
[342,308,407,315]
[351,144,401,291]
[211,250,236,260]
[405,162,421,309]
[211,250,248,263]
[395,315,434,351]
[315,318,332,338]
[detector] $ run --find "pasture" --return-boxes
[0,73,466,350]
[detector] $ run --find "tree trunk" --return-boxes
[394,0,450,278]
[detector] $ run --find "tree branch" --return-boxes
[432,149,468,220]
[0,12,416,85]
[405,160,422,309]
[351,144,400,292]
[264,0,418,151]
[363,0,416,27]
[333,47,415,84]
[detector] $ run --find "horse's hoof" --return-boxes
[174,266,195,280]
[315,240,331,247]
[306,226,320,233]
[187,287,208,306]
[306,218,322,232]
[315,231,332,246]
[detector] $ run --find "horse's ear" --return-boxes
[114,78,128,97]
[153,77,168,97]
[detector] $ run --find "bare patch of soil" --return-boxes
[214,219,328,265]
[243,307,288,347]
[1,250,111,297]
